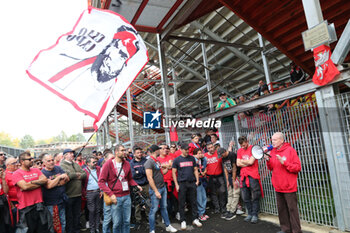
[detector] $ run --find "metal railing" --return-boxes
[0,145,25,158]
[219,101,336,226]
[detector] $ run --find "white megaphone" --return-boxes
[251,145,273,160]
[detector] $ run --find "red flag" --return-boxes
[312,44,340,86]
[170,126,178,142]
[27,7,148,130]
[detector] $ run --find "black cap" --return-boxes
[149,145,160,153]
[63,149,74,155]
[217,147,227,158]
[219,92,226,97]
[179,142,189,150]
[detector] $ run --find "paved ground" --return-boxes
[131,213,282,233]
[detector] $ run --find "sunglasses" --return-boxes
[36,162,43,165]
[0,153,6,156]
[22,158,33,161]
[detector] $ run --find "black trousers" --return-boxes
[178,181,198,222]
[208,175,226,212]
[65,196,82,233]
[276,192,302,233]
[86,191,102,231]
[24,207,51,233]
[241,176,261,217]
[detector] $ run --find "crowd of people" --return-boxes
[0,131,302,233]
[215,63,307,114]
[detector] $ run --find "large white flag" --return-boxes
[27,7,148,130]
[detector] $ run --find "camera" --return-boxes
[131,186,150,210]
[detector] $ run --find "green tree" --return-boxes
[0,131,14,147]
[68,133,86,142]
[53,131,68,143]
[20,134,35,149]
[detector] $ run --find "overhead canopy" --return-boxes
[106,0,350,74]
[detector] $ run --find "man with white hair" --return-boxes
[265,132,302,233]
[42,154,69,233]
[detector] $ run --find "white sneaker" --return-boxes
[166,225,177,232]
[192,219,202,227]
[150,231,155,233]
[175,212,180,221]
[236,209,244,215]
[181,221,186,230]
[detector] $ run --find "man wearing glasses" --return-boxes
[4,157,20,233]
[12,151,53,232]
[42,154,69,233]
[98,144,142,233]
[83,156,101,233]
[0,151,6,170]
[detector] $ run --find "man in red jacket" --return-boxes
[98,144,142,233]
[266,132,302,233]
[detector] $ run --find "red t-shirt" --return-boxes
[12,168,44,209]
[173,150,182,159]
[5,170,18,202]
[205,151,223,176]
[157,155,173,182]
[0,180,4,195]
[237,145,260,180]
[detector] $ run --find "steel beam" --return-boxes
[145,41,234,98]
[157,34,171,145]
[160,0,202,40]
[258,33,272,89]
[201,41,214,113]
[168,35,262,51]
[191,21,265,75]
[126,88,134,149]
[114,107,119,145]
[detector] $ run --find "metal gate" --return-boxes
[219,101,336,227]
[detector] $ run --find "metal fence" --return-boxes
[324,92,350,230]
[0,145,25,158]
[219,101,336,227]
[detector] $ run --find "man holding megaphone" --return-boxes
[265,132,302,233]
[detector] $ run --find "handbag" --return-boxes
[103,162,124,206]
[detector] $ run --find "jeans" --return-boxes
[47,203,66,233]
[111,195,131,233]
[65,196,82,233]
[196,184,207,216]
[241,176,261,217]
[103,202,112,233]
[149,186,170,232]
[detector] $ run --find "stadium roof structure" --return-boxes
[99,0,350,116]
[92,0,350,147]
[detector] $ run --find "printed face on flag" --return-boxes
[27,7,148,130]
